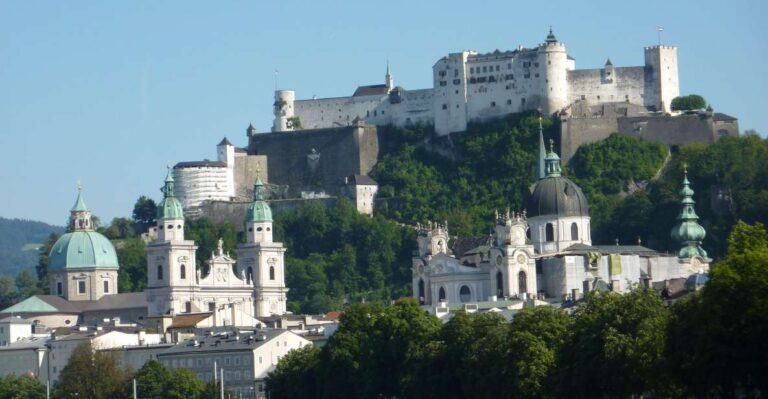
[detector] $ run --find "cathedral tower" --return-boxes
[146,167,198,316]
[236,178,288,317]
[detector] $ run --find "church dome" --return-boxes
[49,186,119,270]
[49,231,119,270]
[526,176,589,218]
[525,143,589,218]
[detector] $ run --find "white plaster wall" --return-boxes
[567,66,646,106]
[173,166,232,209]
[528,215,591,254]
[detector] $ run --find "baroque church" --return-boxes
[1,169,288,332]
[412,126,710,308]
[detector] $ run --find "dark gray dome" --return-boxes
[525,176,589,217]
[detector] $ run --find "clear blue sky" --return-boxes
[1,0,765,226]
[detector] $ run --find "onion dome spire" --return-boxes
[544,139,562,177]
[69,182,93,231]
[670,166,707,259]
[245,176,272,222]
[546,26,558,43]
[157,164,184,220]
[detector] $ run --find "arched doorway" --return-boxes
[459,285,471,302]
[496,271,504,298]
[571,222,579,240]
[418,279,425,304]
[518,271,527,295]
[438,287,446,302]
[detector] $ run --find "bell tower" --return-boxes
[236,177,288,317]
[146,166,197,317]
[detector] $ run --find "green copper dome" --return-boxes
[670,169,707,259]
[49,231,119,270]
[245,177,272,222]
[157,166,184,220]
[49,188,119,270]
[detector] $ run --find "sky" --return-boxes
[1,0,766,226]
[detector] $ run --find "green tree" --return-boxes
[0,374,46,399]
[117,237,147,293]
[35,232,59,293]
[166,368,205,399]
[556,289,670,398]
[671,94,706,111]
[132,196,157,227]
[667,221,768,396]
[15,269,40,298]
[53,342,129,399]
[200,380,236,399]
[131,359,171,398]
[102,217,135,239]
[0,276,16,309]
[266,345,321,399]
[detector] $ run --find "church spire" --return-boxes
[157,164,184,221]
[670,166,707,259]
[385,60,394,91]
[536,114,547,180]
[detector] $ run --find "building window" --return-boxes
[491,101,496,107]
[57,282,63,296]
[180,264,186,280]
[77,280,86,295]
[442,104,447,110]
[269,266,275,281]
[185,301,192,313]
[459,285,471,303]
[438,287,446,302]
[418,279,425,305]
[519,271,528,294]
[496,271,504,297]
[157,265,164,280]
[507,99,512,105]
[103,280,109,294]
[571,223,579,240]
[546,223,554,242]
[482,66,487,72]
[208,302,215,312]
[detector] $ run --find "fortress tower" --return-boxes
[539,28,569,114]
[272,89,296,132]
[644,45,679,113]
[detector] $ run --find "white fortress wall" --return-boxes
[293,95,386,130]
[567,66,646,105]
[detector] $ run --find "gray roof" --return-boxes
[0,337,49,351]
[0,316,33,324]
[218,137,233,146]
[353,84,388,97]
[159,328,290,355]
[174,160,227,169]
[525,176,589,218]
[346,174,377,185]
[82,292,147,312]
[713,113,737,122]
[563,243,659,256]
[452,236,493,258]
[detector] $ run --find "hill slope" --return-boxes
[0,217,64,277]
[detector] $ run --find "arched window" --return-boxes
[247,267,253,285]
[459,285,471,303]
[571,222,579,240]
[545,223,554,242]
[438,287,446,302]
[418,279,425,305]
[518,271,527,294]
[496,271,504,297]
[185,301,192,313]
[269,266,275,281]
[180,264,186,280]
[157,265,163,280]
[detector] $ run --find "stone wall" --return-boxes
[233,153,267,201]
[248,124,379,197]
[196,197,339,228]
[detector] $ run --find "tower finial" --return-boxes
[548,138,555,153]
[77,180,82,192]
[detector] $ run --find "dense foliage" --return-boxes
[372,113,551,237]
[671,94,706,111]
[267,222,768,398]
[274,199,415,313]
[0,374,46,399]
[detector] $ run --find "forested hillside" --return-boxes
[0,217,63,277]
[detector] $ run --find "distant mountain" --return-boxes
[0,217,64,277]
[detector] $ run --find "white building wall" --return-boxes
[0,345,47,382]
[173,166,232,209]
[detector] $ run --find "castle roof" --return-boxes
[713,113,737,122]
[353,84,388,97]
[174,160,227,168]
[218,137,233,146]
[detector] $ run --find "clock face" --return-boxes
[517,254,526,264]
[496,255,503,265]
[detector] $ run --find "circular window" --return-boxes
[65,320,71,325]
[167,225,173,229]
[248,227,253,232]
[177,225,182,229]
[266,227,271,231]
[496,255,502,265]
[257,227,263,232]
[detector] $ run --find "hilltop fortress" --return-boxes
[274,28,681,136]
